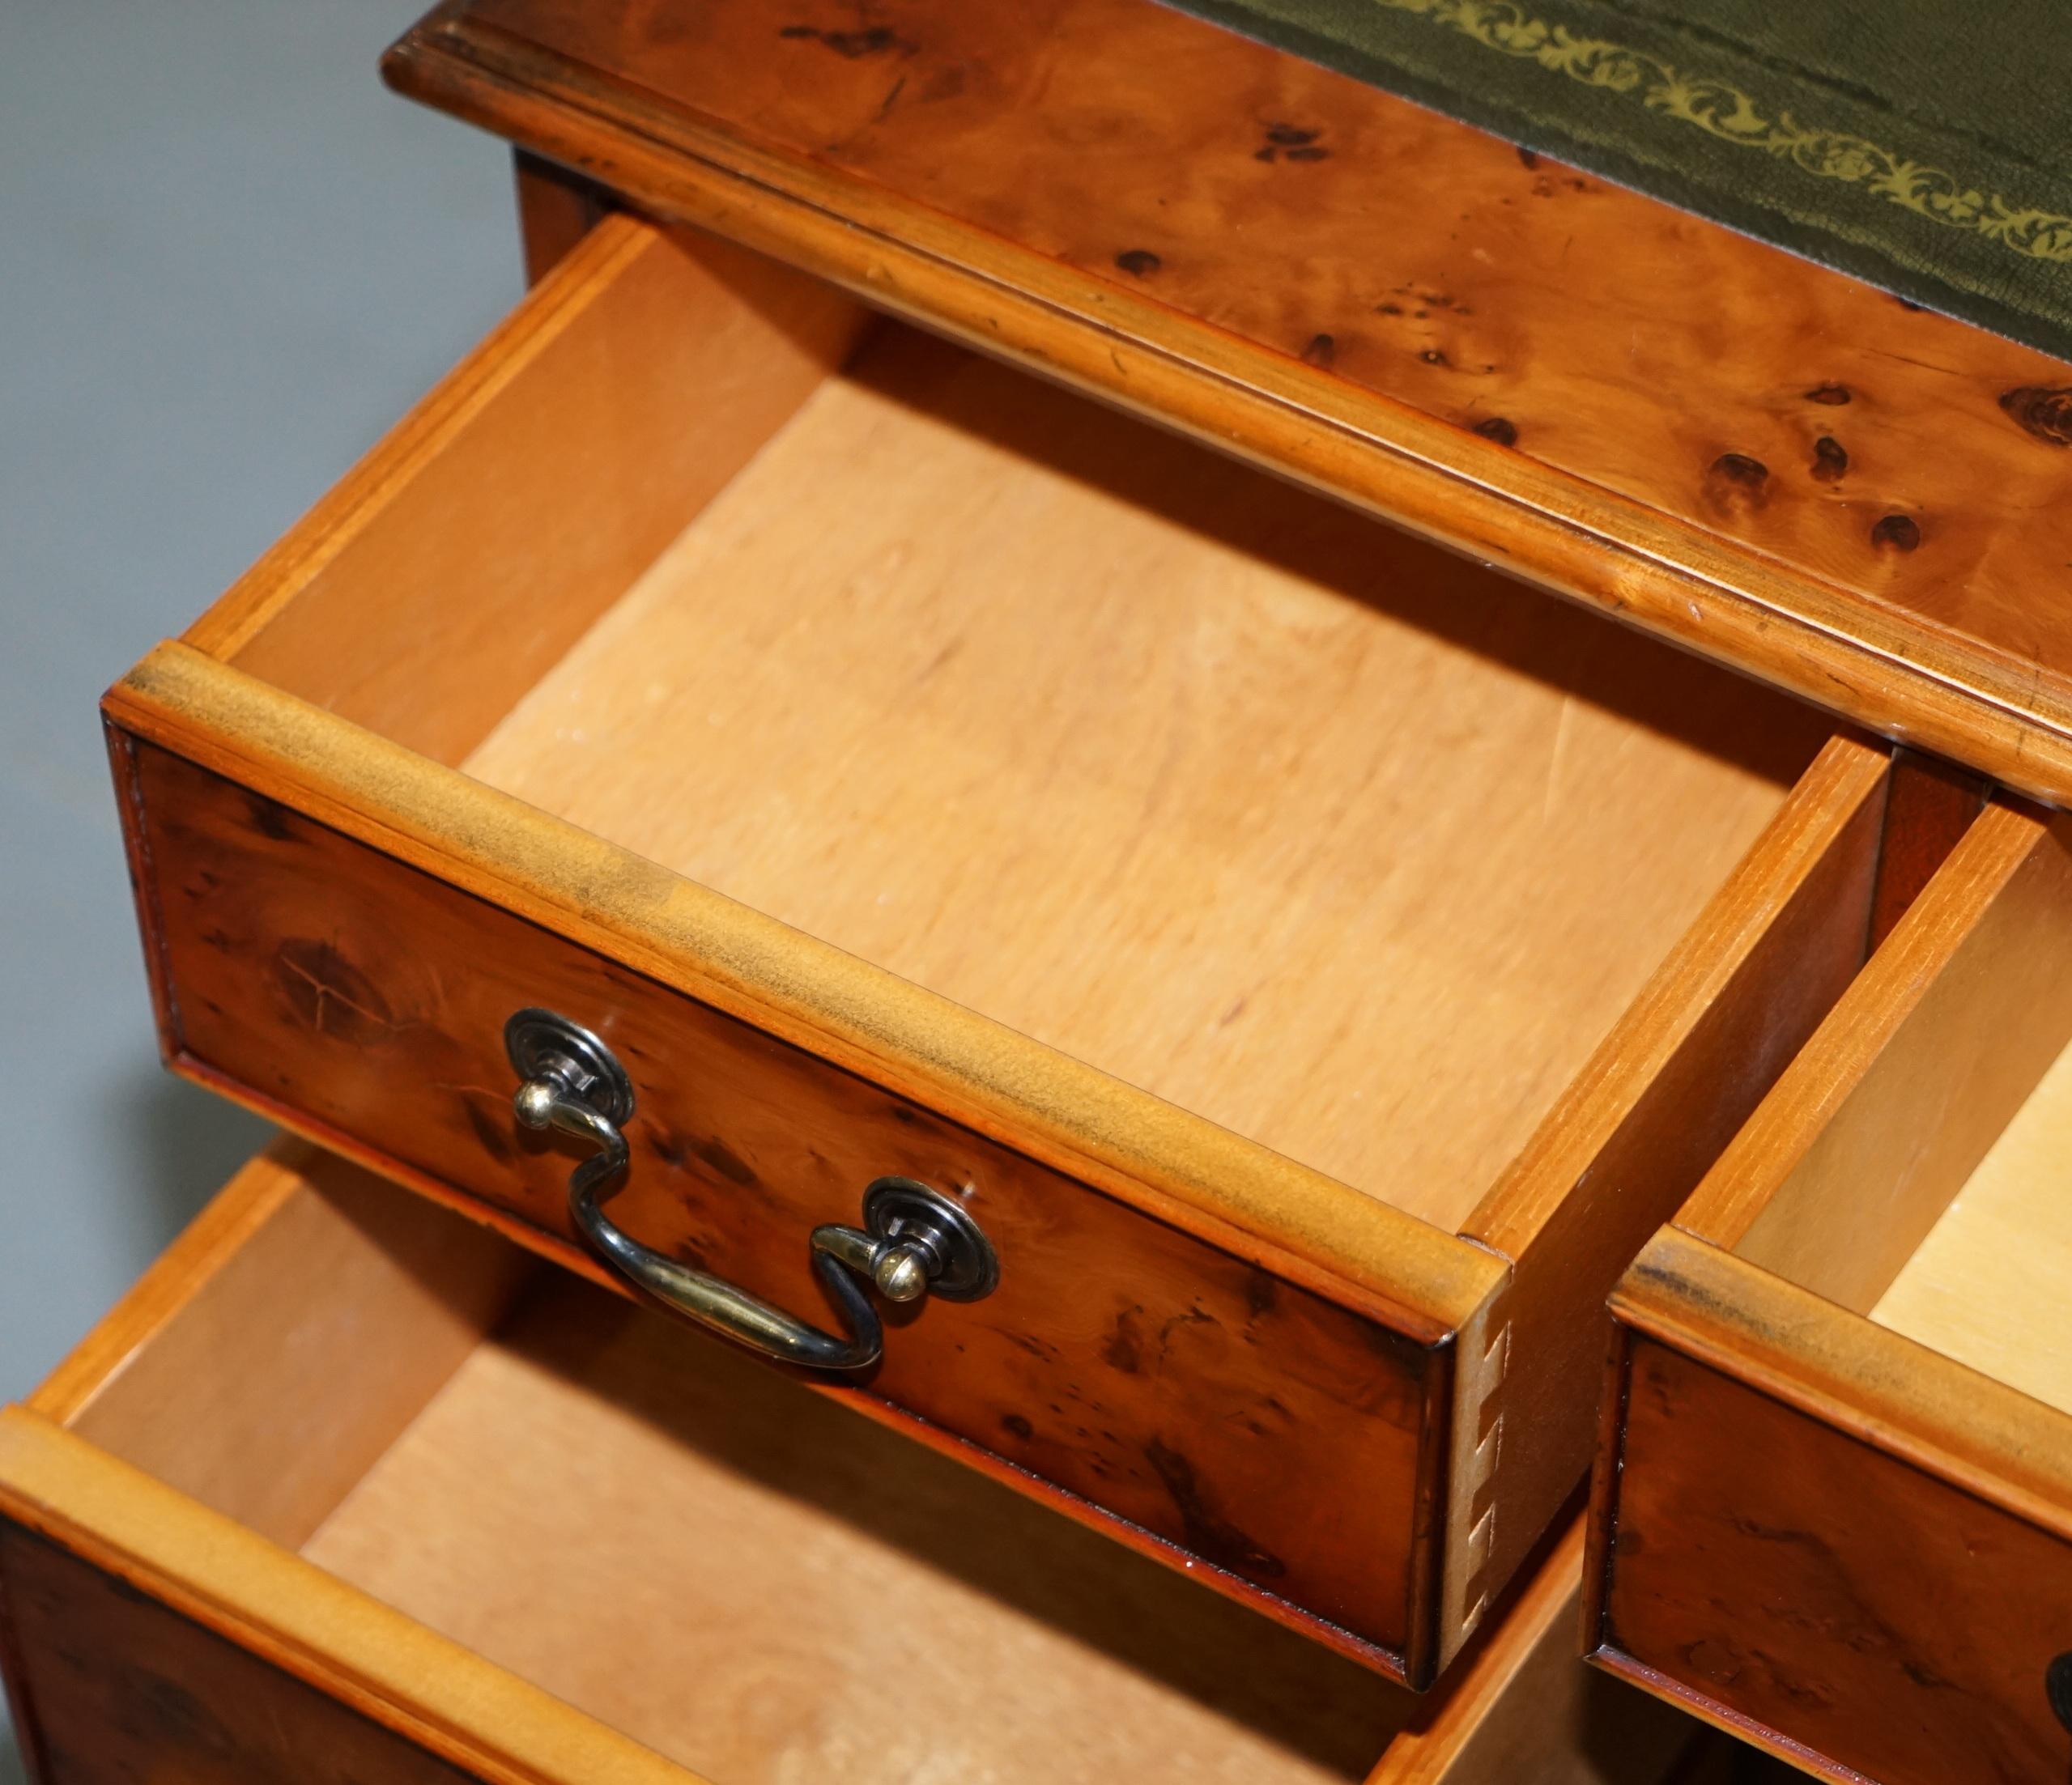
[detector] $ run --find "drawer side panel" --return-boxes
[1594,1332,2072,1785]
[119,735,1436,1670]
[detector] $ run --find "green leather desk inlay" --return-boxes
[1162,0,2072,359]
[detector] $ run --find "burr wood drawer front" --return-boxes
[0,1147,1701,1785]
[113,736,1442,1673]
[104,210,1909,1684]
[1587,800,2072,1784]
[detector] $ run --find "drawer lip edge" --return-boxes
[92,1068,1452,1689]
[1586,1239,2072,1785]
[1609,1225,2072,1541]
[112,708,1482,1685]
[0,1407,1605,1779]
[0,1407,688,1785]
[104,641,1504,1343]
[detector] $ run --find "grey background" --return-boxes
[0,4,516,1769]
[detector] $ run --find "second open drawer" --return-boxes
[1588,797,2072,1781]
[0,1144,1701,1785]
[104,210,1938,1684]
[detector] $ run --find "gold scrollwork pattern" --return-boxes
[1371,0,2072,264]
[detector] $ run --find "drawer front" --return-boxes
[116,734,1441,1669]
[1589,1239,2072,1785]
[0,1524,478,1785]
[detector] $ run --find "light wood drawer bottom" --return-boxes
[0,1145,1697,1784]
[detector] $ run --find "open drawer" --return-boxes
[1585,797,2072,1782]
[0,1145,1703,1784]
[104,210,1926,1684]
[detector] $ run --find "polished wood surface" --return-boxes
[1585,793,2072,1779]
[113,737,1441,1671]
[27,1143,315,1430]
[105,210,1904,1672]
[1593,1291,2072,1785]
[308,1292,1688,1785]
[385,0,2072,805]
[147,215,1507,1344]
[463,321,1826,1234]
[1864,751,1988,954]
[0,1412,694,1784]
[108,688,1891,1682]
[0,1525,482,1785]
[514,147,607,281]
[1372,1527,1696,1785]
[27,1147,531,1540]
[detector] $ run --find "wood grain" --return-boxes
[0,1413,691,1785]
[105,663,1882,1676]
[2,1152,1694,1785]
[1581,779,2072,1785]
[105,644,1502,1345]
[100,222,1894,1665]
[1678,798,2072,1312]
[0,1481,1684,1785]
[463,321,1826,1235]
[1450,736,1887,1642]
[105,638,1521,1673]
[188,213,869,767]
[1595,1329,2072,1785]
[1874,1030,2072,1419]
[102,181,1910,1677]
[514,147,607,282]
[1377,1520,1695,1785]
[305,1277,1687,1785]
[26,1145,309,1429]
[114,737,1444,1670]
[0,1524,485,1785]
[384,0,2072,805]
[1587,1230,2072,1785]
[0,1422,1690,1785]
[1866,750,1987,953]
[305,1269,1415,1785]
[60,1148,527,1549]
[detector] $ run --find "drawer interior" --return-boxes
[1680,798,2072,1410]
[56,1150,1418,1783]
[1872,1040,2072,1416]
[202,219,1833,1234]
[1587,799,2072,1785]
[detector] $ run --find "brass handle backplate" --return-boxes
[503,1008,998,1372]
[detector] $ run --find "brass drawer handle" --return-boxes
[504,1009,998,1371]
